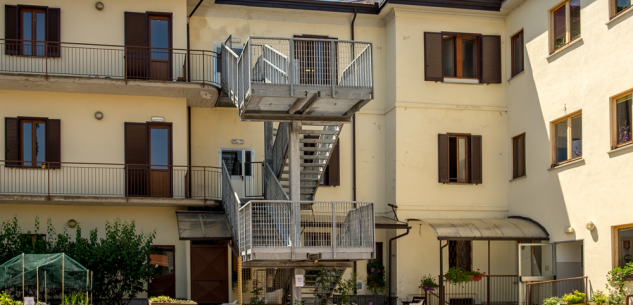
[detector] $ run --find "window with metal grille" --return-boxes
[448,241,472,270]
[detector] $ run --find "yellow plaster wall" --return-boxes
[0,90,188,166]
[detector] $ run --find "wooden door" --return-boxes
[149,246,176,298]
[190,244,229,304]
[149,15,172,81]
[149,124,172,197]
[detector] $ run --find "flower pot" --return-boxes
[423,286,436,291]
[623,281,633,293]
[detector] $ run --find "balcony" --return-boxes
[0,161,222,206]
[0,39,221,106]
[222,37,374,123]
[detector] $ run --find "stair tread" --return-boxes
[300,130,338,135]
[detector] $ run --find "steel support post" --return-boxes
[289,121,302,259]
[293,268,305,305]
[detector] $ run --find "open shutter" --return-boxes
[46,119,61,169]
[424,32,443,82]
[327,141,340,186]
[124,12,148,79]
[438,134,449,183]
[5,5,18,55]
[470,135,483,184]
[481,35,501,84]
[125,123,148,196]
[5,118,19,167]
[46,8,61,57]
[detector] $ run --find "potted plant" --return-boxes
[419,274,438,291]
[590,290,608,305]
[148,296,197,305]
[444,266,488,286]
[366,261,386,295]
[607,263,633,294]
[563,291,587,305]
[543,297,565,305]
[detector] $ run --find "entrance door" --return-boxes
[149,246,176,298]
[149,125,172,197]
[149,15,171,80]
[190,244,229,304]
[221,149,254,198]
[518,243,555,305]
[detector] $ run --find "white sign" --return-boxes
[24,297,34,305]
[295,274,304,287]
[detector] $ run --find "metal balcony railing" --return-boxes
[525,276,588,305]
[222,36,374,114]
[0,161,222,200]
[427,275,519,305]
[0,39,220,86]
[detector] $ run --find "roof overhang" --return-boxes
[175,211,233,240]
[375,216,409,229]
[422,217,549,241]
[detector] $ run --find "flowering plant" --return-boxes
[607,262,633,294]
[444,267,488,286]
[419,274,438,291]
[366,261,386,295]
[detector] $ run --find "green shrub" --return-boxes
[563,291,586,304]
[591,290,607,305]
[544,297,564,305]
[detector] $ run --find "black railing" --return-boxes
[428,275,519,305]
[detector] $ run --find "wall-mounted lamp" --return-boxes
[95,2,104,10]
[232,139,244,145]
[564,226,575,234]
[586,221,596,231]
[94,111,104,120]
[68,219,78,228]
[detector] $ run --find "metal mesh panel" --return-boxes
[242,268,291,305]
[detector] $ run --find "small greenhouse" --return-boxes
[0,253,92,304]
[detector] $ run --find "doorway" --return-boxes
[125,122,173,197]
[149,15,171,80]
[190,243,229,304]
[149,246,176,298]
[220,149,255,198]
[149,124,172,197]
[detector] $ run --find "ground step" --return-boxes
[300,139,336,144]
[300,130,338,135]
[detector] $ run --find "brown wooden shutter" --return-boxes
[5,117,19,167]
[46,8,61,57]
[481,35,501,84]
[327,141,340,186]
[470,135,483,184]
[5,5,18,55]
[125,123,148,165]
[424,32,443,82]
[46,119,61,169]
[438,134,449,183]
[124,12,148,79]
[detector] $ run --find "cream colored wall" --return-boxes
[504,0,633,289]
[0,90,188,166]
[0,0,187,48]
[0,204,188,299]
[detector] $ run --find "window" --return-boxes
[551,112,582,166]
[613,224,633,268]
[149,246,176,298]
[449,241,472,270]
[611,93,633,149]
[4,117,60,168]
[221,149,253,177]
[124,12,172,80]
[4,5,60,57]
[513,134,526,179]
[442,34,478,79]
[438,134,483,184]
[610,0,632,18]
[550,0,581,53]
[511,30,524,77]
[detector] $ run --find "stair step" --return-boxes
[279,177,319,182]
[300,130,338,135]
[301,147,331,152]
[300,139,336,144]
[284,163,326,167]
[301,155,329,160]
[283,170,321,175]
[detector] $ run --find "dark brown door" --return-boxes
[190,244,229,304]
[148,15,171,80]
[149,246,176,298]
[149,124,172,197]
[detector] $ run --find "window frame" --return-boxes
[510,30,524,77]
[549,0,581,54]
[19,118,47,168]
[610,90,633,149]
[19,6,47,57]
[442,33,480,81]
[448,240,473,270]
[512,133,526,179]
[612,223,633,268]
[609,0,633,19]
[550,110,583,167]
[448,134,470,183]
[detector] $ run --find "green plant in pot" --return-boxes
[444,266,488,286]
[366,261,386,295]
[419,274,438,292]
[563,291,586,304]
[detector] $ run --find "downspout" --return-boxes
[388,227,410,303]
[187,0,204,82]
[351,6,358,295]
[186,0,203,197]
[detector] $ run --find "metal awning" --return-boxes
[422,217,549,240]
[375,216,409,229]
[175,211,232,240]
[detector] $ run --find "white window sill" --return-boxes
[608,144,633,155]
[443,78,481,85]
[606,6,633,26]
[509,175,527,182]
[547,158,585,171]
[507,70,525,83]
[546,37,583,60]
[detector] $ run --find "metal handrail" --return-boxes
[0,38,220,53]
[222,162,242,251]
[525,276,589,305]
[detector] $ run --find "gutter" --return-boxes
[187,0,204,194]
[388,226,410,301]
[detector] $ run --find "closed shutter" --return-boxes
[125,123,148,196]
[424,32,443,82]
[5,118,19,167]
[327,141,340,186]
[125,12,148,79]
[5,5,18,55]
[46,119,61,169]
[470,135,483,184]
[481,35,501,84]
[438,134,449,183]
[46,8,61,57]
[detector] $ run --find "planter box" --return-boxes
[149,300,197,305]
